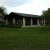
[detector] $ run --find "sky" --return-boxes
[0,0,50,15]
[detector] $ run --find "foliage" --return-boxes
[0,24,21,28]
[0,6,8,24]
[41,8,50,24]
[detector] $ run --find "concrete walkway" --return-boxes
[22,25,43,27]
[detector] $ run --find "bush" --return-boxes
[0,24,21,28]
[0,24,6,27]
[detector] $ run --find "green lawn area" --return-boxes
[0,27,50,50]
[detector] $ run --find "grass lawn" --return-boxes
[0,27,50,50]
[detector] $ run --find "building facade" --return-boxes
[4,12,45,27]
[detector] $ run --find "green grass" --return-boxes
[0,27,50,50]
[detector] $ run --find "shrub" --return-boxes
[0,24,21,28]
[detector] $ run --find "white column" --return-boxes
[21,20,22,26]
[13,18,15,24]
[44,19,45,25]
[31,18,33,26]
[23,17,25,27]
[6,19,8,25]
[41,19,43,24]
[37,18,40,25]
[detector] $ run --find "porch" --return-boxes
[5,17,45,27]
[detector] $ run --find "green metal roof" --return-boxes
[10,12,42,18]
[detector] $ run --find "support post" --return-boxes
[23,17,25,27]
[31,18,33,26]
[44,19,45,25]
[6,19,8,25]
[41,19,43,25]
[37,18,40,25]
[13,18,15,24]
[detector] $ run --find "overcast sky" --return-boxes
[0,0,50,15]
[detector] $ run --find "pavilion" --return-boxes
[4,12,45,27]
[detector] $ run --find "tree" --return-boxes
[41,8,50,24]
[0,6,8,23]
